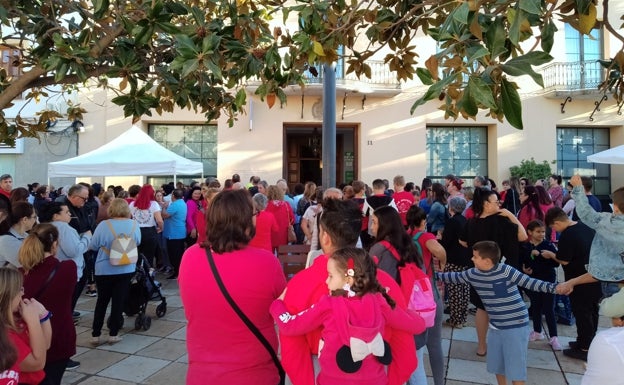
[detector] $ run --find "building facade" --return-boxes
[1,17,623,201]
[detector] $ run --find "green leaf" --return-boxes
[181,58,200,78]
[467,77,497,110]
[466,45,490,63]
[501,78,523,129]
[176,34,198,57]
[416,68,434,85]
[519,0,542,15]
[93,0,110,20]
[155,21,180,34]
[410,74,457,114]
[485,17,507,59]
[508,7,523,46]
[540,19,557,53]
[505,51,553,67]
[453,2,470,25]
[502,51,553,87]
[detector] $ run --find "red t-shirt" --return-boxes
[8,327,45,385]
[0,343,19,385]
[393,191,415,226]
[249,211,279,252]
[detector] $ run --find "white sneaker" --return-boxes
[549,336,563,350]
[529,331,545,341]
[89,336,102,346]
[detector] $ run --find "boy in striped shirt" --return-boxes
[436,240,566,385]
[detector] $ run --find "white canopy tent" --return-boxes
[587,145,624,165]
[48,125,204,182]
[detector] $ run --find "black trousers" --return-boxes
[167,238,186,275]
[139,226,159,266]
[569,282,602,350]
[92,273,133,337]
[43,358,68,385]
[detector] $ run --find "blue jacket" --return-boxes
[89,218,141,276]
[572,186,624,281]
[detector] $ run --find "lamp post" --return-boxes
[322,63,336,188]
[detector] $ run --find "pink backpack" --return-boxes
[378,241,437,327]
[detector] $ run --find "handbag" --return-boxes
[205,247,286,385]
[285,205,296,244]
[287,225,296,243]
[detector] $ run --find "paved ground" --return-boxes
[61,273,596,385]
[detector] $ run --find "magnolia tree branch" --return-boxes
[603,0,624,49]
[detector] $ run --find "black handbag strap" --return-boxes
[34,260,61,299]
[205,247,285,385]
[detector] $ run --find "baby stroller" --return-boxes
[124,253,168,331]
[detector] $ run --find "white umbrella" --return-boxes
[587,145,624,165]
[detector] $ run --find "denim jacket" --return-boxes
[572,186,624,281]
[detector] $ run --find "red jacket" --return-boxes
[281,255,418,385]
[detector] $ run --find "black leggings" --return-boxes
[92,273,133,337]
[43,358,68,385]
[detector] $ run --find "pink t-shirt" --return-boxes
[178,244,287,385]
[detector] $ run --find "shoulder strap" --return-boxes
[105,220,117,237]
[379,240,401,262]
[34,260,61,299]
[205,247,285,385]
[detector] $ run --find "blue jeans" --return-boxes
[407,347,426,385]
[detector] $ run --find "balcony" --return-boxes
[539,61,606,99]
[247,60,402,97]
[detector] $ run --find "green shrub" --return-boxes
[509,158,554,184]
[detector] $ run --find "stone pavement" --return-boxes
[61,273,598,385]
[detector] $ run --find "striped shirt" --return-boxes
[436,264,557,329]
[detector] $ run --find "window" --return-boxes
[556,127,610,196]
[148,123,217,183]
[0,46,22,78]
[0,138,24,154]
[426,126,487,182]
[564,24,603,89]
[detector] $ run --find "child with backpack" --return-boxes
[271,247,426,385]
[437,241,566,385]
[369,206,436,385]
[519,220,562,350]
[405,205,447,385]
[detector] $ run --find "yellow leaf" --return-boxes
[614,51,624,70]
[578,3,597,35]
[470,16,483,40]
[425,55,439,80]
[313,41,325,57]
[120,77,128,91]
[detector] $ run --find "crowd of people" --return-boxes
[0,171,622,385]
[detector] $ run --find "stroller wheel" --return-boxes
[143,316,152,331]
[156,303,167,318]
[134,315,143,331]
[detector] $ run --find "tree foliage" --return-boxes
[509,158,554,183]
[0,0,623,145]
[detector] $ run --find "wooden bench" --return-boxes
[277,244,311,281]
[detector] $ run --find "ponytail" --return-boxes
[18,234,46,271]
[18,223,58,272]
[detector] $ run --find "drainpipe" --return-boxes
[322,63,336,188]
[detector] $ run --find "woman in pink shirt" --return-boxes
[179,189,286,385]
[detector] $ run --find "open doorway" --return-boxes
[284,124,358,190]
